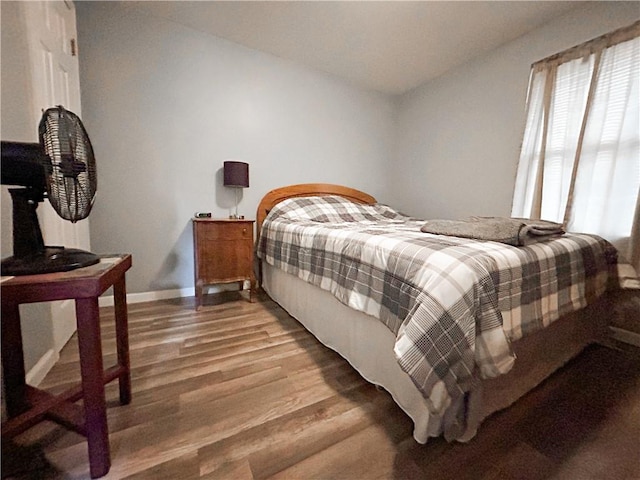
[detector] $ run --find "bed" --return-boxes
[255,183,619,443]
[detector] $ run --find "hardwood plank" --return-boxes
[4,293,639,480]
[199,458,254,480]
[198,387,373,477]
[264,423,423,480]
[121,452,201,480]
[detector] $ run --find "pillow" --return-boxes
[267,195,408,224]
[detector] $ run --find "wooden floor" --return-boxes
[3,292,640,480]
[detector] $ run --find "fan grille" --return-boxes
[39,106,97,222]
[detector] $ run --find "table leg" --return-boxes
[75,297,110,479]
[1,300,27,418]
[249,272,257,303]
[113,276,131,405]
[195,279,203,310]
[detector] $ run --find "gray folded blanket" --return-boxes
[420,216,565,246]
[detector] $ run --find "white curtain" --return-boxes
[512,22,640,276]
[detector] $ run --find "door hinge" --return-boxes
[70,38,77,56]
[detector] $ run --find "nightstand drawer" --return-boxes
[200,222,252,241]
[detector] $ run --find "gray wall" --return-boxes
[392,2,640,220]
[74,1,640,297]
[4,1,639,374]
[75,1,397,295]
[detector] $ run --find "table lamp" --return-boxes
[223,161,249,219]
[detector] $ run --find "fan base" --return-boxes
[1,247,100,276]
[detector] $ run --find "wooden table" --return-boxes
[1,254,132,478]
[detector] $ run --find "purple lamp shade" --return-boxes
[223,161,249,188]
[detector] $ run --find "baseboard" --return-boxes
[610,326,640,348]
[98,286,195,307]
[97,283,239,307]
[26,348,59,386]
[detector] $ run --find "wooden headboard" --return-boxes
[256,183,377,234]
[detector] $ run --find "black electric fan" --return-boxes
[1,106,100,275]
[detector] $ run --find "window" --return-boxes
[512,21,640,275]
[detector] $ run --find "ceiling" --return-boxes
[124,1,586,95]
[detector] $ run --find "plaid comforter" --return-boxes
[257,196,618,417]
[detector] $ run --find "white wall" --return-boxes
[1,1,55,372]
[392,2,640,220]
[75,1,397,295]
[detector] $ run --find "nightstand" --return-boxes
[192,218,256,310]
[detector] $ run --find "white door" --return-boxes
[22,1,92,351]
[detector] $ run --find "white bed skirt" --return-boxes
[262,263,609,443]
